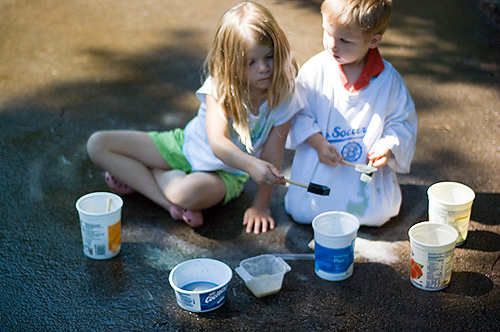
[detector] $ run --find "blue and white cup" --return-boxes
[169,258,232,313]
[312,211,360,281]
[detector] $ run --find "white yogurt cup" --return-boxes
[427,182,475,246]
[408,221,458,291]
[76,192,123,260]
[312,211,359,281]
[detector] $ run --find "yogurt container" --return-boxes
[169,258,232,312]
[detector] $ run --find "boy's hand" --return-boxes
[306,133,342,165]
[243,206,275,234]
[368,148,393,167]
[316,141,342,166]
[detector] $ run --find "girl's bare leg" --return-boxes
[152,169,226,210]
[152,169,227,227]
[87,130,174,211]
[87,130,227,228]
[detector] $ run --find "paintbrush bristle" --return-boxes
[307,183,331,196]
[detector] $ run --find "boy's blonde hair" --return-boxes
[205,1,298,151]
[321,0,392,35]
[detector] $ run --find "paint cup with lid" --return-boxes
[76,192,123,259]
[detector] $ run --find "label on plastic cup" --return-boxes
[408,222,458,291]
[312,211,359,281]
[315,241,354,274]
[428,182,475,246]
[76,192,123,260]
[169,258,232,313]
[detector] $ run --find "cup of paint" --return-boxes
[427,182,475,246]
[408,221,458,291]
[169,258,232,313]
[312,211,360,281]
[76,192,123,260]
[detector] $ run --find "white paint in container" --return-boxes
[75,192,123,260]
[408,222,458,291]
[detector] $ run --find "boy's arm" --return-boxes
[243,121,290,234]
[372,82,417,173]
[286,84,322,150]
[306,133,343,165]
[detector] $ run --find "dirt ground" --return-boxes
[1,0,499,331]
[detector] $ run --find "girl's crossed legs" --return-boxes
[87,130,226,227]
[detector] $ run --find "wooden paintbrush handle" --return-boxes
[284,178,308,189]
[342,160,357,167]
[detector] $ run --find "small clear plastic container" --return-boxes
[235,254,291,298]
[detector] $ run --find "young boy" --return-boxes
[285,0,417,226]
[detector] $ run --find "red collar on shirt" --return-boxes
[339,48,384,92]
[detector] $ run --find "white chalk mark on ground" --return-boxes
[354,238,402,264]
[309,237,404,264]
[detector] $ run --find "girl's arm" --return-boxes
[205,95,284,185]
[243,120,290,234]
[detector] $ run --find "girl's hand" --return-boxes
[243,205,275,234]
[368,148,393,167]
[248,159,285,186]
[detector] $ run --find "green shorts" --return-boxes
[148,128,249,205]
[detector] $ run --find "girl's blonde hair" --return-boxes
[205,1,298,151]
[321,0,392,35]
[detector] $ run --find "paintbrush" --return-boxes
[342,160,377,173]
[284,178,331,196]
[106,197,112,212]
[359,160,374,183]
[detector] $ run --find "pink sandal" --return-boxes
[169,205,203,228]
[105,172,135,195]
[182,210,203,228]
[169,205,183,220]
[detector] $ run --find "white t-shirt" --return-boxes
[285,51,417,226]
[183,77,302,175]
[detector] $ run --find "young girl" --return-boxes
[86,1,301,234]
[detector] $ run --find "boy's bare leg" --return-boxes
[87,130,174,211]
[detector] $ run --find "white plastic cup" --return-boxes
[427,182,475,246]
[76,192,123,260]
[408,221,458,291]
[312,211,360,281]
